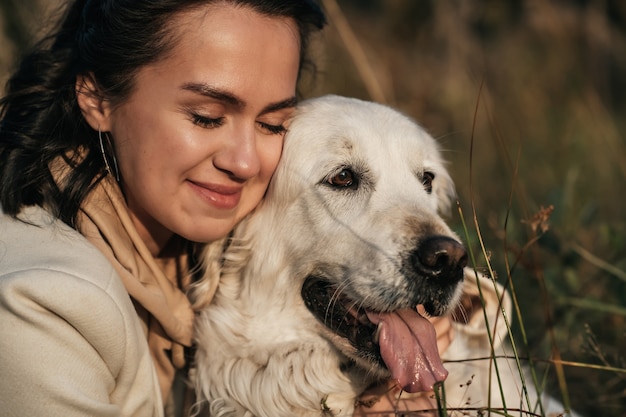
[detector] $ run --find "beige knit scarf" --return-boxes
[77,175,194,401]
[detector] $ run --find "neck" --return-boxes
[127,209,175,257]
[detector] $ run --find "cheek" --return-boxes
[258,138,284,180]
[119,124,200,179]
[116,140,170,188]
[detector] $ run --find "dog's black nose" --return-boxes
[413,236,467,283]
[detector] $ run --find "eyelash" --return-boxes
[191,114,224,129]
[258,122,287,135]
[190,114,286,135]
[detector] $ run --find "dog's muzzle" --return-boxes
[301,234,467,393]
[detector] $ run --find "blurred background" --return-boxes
[2,0,625,415]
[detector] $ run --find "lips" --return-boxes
[187,180,242,210]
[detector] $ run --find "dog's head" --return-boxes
[252,95,467,393]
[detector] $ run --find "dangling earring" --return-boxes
[98,128,120,182]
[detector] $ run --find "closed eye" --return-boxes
[191,113,224,129]
[189,114,287,136]
[257,121,287,135]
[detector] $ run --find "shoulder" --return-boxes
[0,205,116,286]
[0,206,162,416]
[0,206,133,330]
[0,205,138,362]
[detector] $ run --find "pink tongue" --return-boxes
[366,309,448,393]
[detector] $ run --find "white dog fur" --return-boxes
[192,95,580,417]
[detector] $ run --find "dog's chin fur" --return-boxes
[193,95,466,417]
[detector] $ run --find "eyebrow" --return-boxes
[180,82,298,115]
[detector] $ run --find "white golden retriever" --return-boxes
[192,95,578,417]
[193,95,464,416]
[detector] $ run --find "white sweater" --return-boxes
[0,205,163,417]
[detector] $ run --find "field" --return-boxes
[305,1,626,416]
[2,0,625,415]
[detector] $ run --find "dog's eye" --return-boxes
[422,172,434,193]
[328,169,357,189]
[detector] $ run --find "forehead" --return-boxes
[125,4,301,109]
[286,98,440,169]
[167,4,301,56]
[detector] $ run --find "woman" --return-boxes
[0,1,325,416]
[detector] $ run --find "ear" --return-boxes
[76,73,113,131]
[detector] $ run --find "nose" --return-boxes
[412,236,468,284]
[213,127,261,180]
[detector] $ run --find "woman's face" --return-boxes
[100,5,301,252]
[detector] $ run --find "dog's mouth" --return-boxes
[301,276,448,393]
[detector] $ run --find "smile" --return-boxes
[187,180,242,210]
